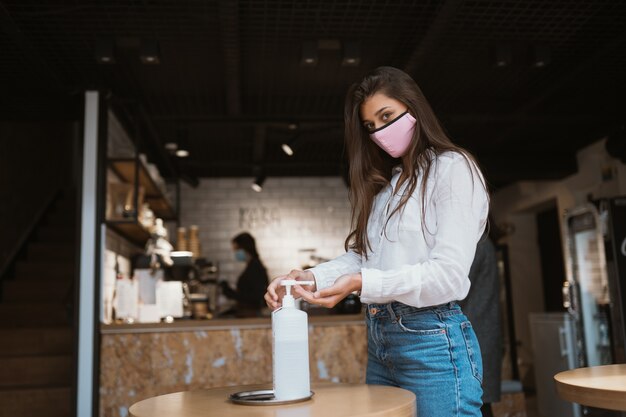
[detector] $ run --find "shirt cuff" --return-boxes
[360,267,384,299]
[305,267,330,292]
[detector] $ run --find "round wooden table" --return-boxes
[554,364,626,411]
[129,383,416,417]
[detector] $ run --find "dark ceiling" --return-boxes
[1,1,625,188]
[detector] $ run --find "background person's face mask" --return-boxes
[234,249,247,262]
[369,111,416,158]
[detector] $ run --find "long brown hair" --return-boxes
[344,66,488,256]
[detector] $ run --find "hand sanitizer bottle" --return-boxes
[272,280,314,401]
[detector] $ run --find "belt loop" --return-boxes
[386,303,397,321]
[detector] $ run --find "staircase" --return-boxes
[0,191,76,417]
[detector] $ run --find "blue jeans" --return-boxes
[365,301,483,417]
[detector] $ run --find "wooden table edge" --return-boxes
[554,371,626,412]
[128,383,417,417]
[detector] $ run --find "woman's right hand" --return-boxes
[264,269,316,310]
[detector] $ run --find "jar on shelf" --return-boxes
[188,225,201,258]
[189,293,210,319]
[177,227,187,251]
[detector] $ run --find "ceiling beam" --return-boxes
[403,0,462,76]
[151,114,343,123]
[181,160,343,176]
[218,0,242,116]
[150,113,610,127]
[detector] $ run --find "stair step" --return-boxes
[37,227,75,243]
[15,262,75,280]
[0,328,72,357]
[0,355,72,388]
[0,387,71,417]
[3,279,73,303]
[0,304,70,327]
[28,243,75,262]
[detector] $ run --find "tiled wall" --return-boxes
[177,177,352,284]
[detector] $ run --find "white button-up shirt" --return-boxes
[309,151,489,308]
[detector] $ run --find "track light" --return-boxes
[251,173,266,192]
[281,143,294,156]
[95,39,115,64]
[281,135,298,156]
[342,41,361,67]
[140,40,161,64]
[301,41,318,66]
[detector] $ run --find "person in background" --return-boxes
[459,232,502,417]
[265,66,489,416]
[220,232,269,317]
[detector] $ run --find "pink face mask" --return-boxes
[369,111,416,158]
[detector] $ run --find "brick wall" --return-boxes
[177,177,352,284]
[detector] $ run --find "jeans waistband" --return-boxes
[366,301,459,319]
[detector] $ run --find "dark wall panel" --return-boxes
[0,121,76,270]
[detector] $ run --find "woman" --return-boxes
[221,232,268,317]
[265,67,489,416]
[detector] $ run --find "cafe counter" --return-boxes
[99,314,366,417]
[99,314,527,417]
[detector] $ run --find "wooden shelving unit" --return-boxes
[105,219,151,246]
[108,158,176,220]
[106,158,177,246]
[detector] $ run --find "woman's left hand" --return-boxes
[294,273,362,308]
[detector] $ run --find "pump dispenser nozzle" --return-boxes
[280,280,314,308]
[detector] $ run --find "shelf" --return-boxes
[108,158,176,220]
[106,220,151,246]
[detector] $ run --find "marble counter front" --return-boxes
[99,315,367,417]
[99,314,527,417]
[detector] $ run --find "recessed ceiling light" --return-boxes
[342,41,361,67]
[140,40,161,64]
[176,149,189,158]
[494,44,512,68]
[301,41,318,66]
[165,142,178,152]
[95,39,115,64]
[531,45,551,68]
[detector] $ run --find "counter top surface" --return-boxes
[554,364,626,411]
[101,313,364,334]
[129,383,416,417]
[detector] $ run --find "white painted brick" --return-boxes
[215,179,238,189]
[178,176,351,279]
